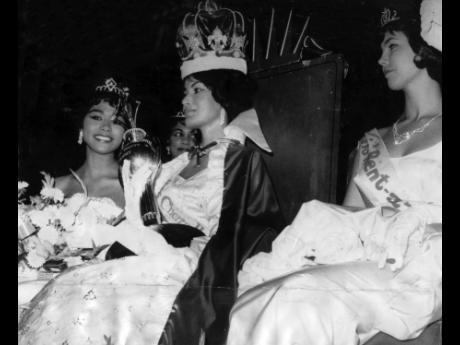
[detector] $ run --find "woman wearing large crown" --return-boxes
[18,1,283,345]
[226,1,442,344]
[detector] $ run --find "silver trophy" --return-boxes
[118,101,162,226]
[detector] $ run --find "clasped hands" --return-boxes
[121,160,159,229]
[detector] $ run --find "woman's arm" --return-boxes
[342,149,366,208]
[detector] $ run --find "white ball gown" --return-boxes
[18,144,226,345]
[226,129,442,345]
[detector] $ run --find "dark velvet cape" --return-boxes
[158,142,285,345]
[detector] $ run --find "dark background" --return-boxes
[18,0,409,201]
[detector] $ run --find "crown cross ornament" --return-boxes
[208,28,228,52]
[381,8,400,27]
[176,0,247,78]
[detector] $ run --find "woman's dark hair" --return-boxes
[381,18,442,84]
[189,69,258,122]
[166,117,201,145]
[79,81,134,130]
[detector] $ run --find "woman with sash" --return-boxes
[226,1,442,344]
[18,2,283,344]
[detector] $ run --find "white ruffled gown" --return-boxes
[226,132,442,345]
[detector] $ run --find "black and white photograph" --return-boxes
[18,0,442,344]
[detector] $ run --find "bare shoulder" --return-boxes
[54,174,75,195]
[377,126,391,137]
[55,174,71,188]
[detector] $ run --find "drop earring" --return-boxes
[166,146,171,156]
[219,108,227,126]
[77,130,83,145]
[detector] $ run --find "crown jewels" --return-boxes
[381,8,400,27]
[95,78,130,98]
[176,0,247,78]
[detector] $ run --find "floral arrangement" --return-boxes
[18,172,122,274]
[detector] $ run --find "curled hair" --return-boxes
[189,69,258,122]
[381,19,442,84]
[79,80,134,130]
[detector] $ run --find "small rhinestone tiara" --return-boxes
[380,8,400,27]
[95,78,130,98]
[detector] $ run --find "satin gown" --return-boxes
[226,130,442,345]
[18,142,228,345]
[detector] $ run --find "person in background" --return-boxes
[164,112,197,161]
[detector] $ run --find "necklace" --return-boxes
[188,141,218,167]
[392,113,442,145]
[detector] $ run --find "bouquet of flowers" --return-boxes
[18,172,122,274]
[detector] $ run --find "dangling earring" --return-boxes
[219,108,227,126]
[166,146,171,156]
[77,129,83,145]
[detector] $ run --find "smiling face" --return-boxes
[378,31,424,91]
[82,100,125,155]
[168,121,195,158]
[181,76,223,129]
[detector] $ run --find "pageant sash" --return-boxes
[354,129,414,211]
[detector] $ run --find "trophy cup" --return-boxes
[118,102,162,226]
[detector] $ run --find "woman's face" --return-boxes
[182,76,222,129]
[82,100,125,155]
[168,122,195,158]
[378,31,423,90]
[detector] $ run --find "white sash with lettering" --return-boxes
[355,129,415,211]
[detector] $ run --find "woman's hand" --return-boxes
[373,208,425,271]
[121,160,155,229]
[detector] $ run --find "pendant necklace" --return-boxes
[392,113,442,145]
[189,141,218,167]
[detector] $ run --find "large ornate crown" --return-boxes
[176,0,247,79]
[380,8,400,27]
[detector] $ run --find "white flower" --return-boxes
[37,224,60,245]
[40,186,64,203]
[25,251,46,269]
[28,209,52,229]
[18,181,29,191]
[56,206,77,230]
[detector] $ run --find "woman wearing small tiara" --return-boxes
[54,77,132,209]
[226,1,441,344]
[163,112,197,161]
[18,2,283,344]
[17,78,133,311]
